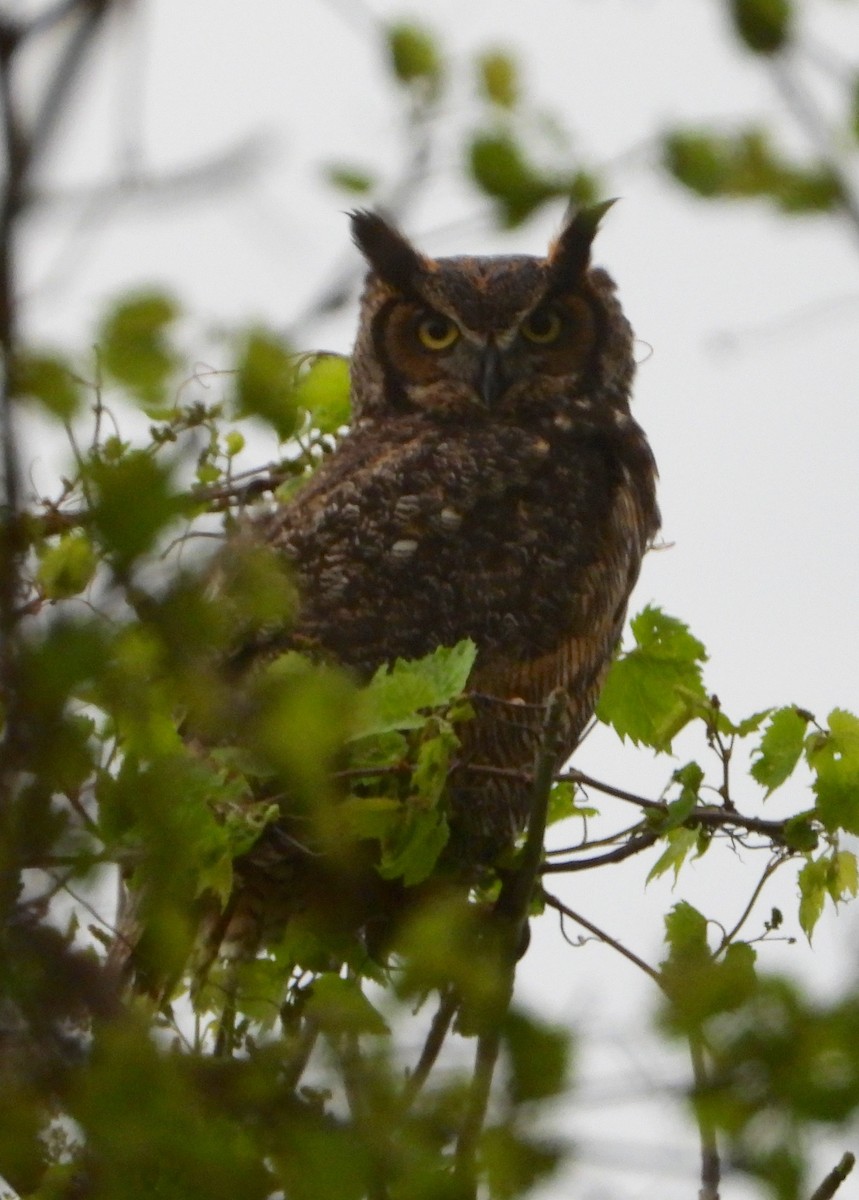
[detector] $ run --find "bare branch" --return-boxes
[541,890,661,986]
[689,1035,720,1200]
[541,829,658,874]
[402,986,458,1107]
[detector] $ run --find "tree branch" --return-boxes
[809,1153,855,1200]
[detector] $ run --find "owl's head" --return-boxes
[348,205,635,423]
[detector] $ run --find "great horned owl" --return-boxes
[258,205,660,862]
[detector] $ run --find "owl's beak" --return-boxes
[478,343,506,408]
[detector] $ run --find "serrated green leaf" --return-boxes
[13,351,83,419]
[597,606,707,750]
[293,354,351,434]
[829,850,858,903]
[37,534,98,599]
[546,781,597,826]
[647,826,699,883]
[98,291,180,409]
[477,50,519,109]
[352,640,477,739]
[663,900,709,960]
[798,856,828,940]
[807,709,859,834]
[233,329,300,440]
[305,974,390,1036]
[730,0,792,54]
[750,706,810,795]
[378,806,449,885]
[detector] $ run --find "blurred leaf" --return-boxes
[98,291,180,411]
[482,1125,560,1200]
[503,1009,570,1103]
[387,22,443,93]
[730,0,793,54]
[665,128,842,212]
[305,974,390,1036]
[37,534,98,599]
[294,354,351,433]
[477,50,519,108]
[807,709,859,834]
[324,164,376,194]
[546,781,597,826]
[88,451,182,571]
[13,351,82,419]
[468,132,569,226]
[234,329,300,440]
[597,606,707,749]
[750,706,810,795]
[661,904,757,1029]
[353,640,476,739]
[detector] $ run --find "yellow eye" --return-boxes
[521,307,563,345]
[416,313,460,351]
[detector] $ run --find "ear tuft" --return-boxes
[349,210,425,294]
[548,198,618,286]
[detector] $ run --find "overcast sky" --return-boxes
[15,2,859,1196]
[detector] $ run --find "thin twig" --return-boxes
[714,854,786,956]
[541,890,661,985]
[541,830,658,874]
[689,1035,720,1200]
[809,1153,855,1200]
[402,986,458,1107]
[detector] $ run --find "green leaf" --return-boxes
[829,850,859,904]
[782,813,819,853]
[293,354,351,433]
[503,1009,570,1103]
[13,351,83,419]
[730,0,793,54]
[750,706,810,795]
[386,23,443,92]
[597,606,707,749]
[663,900,709,961]
[477,50,519,109]
[546,781,597,826]
[324,164,375,195]
[98,291,180,410]
[337,796,401,842]
[233,329,300,440]
[798,856,828,940]
[807,709,859,834]
[647,826,699,883]
[468,132,559,226]
[305,974,390,1036]
[37,534,98,599]
[353,640,477,739]
[89,451,182,570]
[378,806,449,885]
[664,128,842,213]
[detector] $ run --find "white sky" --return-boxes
[13,1,859,1197]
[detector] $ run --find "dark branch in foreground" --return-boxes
[809,1154,855,1200]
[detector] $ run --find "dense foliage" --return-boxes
[1,3,858,1199]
